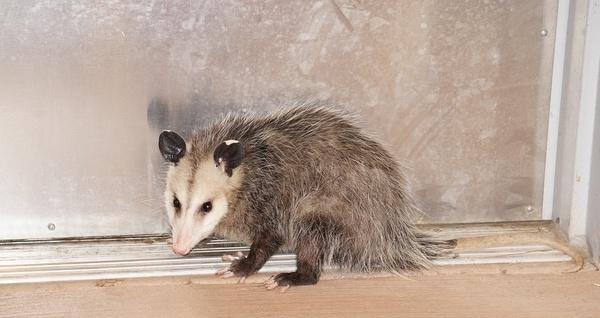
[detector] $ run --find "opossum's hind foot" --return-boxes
[264,276,291,293]
[264,276,279,290]
[264,272,319,291]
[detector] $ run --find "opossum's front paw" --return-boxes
[264,272,318,291]
[216,267,237,279]
[221,251,244,262]
[216,251,255,282]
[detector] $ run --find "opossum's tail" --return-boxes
[370,231,456,274]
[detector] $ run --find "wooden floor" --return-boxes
[1,263,599,318]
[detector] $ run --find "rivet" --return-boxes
[48,223,56,231]
[540,29,548,37]
[526,205,534,212]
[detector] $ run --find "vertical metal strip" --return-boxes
[568,0,600,237]
[542,0,571,220]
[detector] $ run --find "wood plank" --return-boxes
[1,265,599,318]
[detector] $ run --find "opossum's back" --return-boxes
[279,108,418,217]
[262,107,398,172]
[269,108,413,223]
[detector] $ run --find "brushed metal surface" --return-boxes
[0,222,573,284]
[0,237,572,285]
[0,1,557,239]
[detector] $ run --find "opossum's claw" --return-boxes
[218,253,252,280]
[264,280,291,292]
[216,267,235,278]
[264,275,274,283]
[216,267,229,275]
[218,270,235,278]
[221,251,245,262]
[222,254,237,262]
[263,275,290,292]
[265,280,279,290]
[216,267,246,281]
[264,275,276,288]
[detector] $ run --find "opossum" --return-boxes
[158,105,582,289]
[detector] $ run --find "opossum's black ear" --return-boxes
[213,140,243,177]
[159,130,186,164]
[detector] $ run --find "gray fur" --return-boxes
[166,103,452,277]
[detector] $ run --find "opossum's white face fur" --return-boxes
[165,157,240,255]
[159,131,244,256]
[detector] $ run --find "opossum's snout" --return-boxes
[170,230,191,256]
[171,227,202,256]
[172,243,190,256]
[171,236,210,256]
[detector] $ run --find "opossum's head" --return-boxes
[159,130,244,256]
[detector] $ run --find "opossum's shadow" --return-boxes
[146,97,248,138]
[146,95,340,138]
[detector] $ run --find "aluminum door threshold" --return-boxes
[0,222,575,284]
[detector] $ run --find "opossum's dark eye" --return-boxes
[200,201,212,213]
[173,197,181,209]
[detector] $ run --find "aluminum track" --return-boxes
[0,222,573,284]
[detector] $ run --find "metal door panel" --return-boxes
[0,1,557,239]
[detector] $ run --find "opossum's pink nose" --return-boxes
[172,244,191,256]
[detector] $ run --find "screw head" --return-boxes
[526,205,534,212]
[540,29,548,37]
[47,223,56,231]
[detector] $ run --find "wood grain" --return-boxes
[1,265,599,318]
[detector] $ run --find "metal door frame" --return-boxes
[542,0,571,220]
